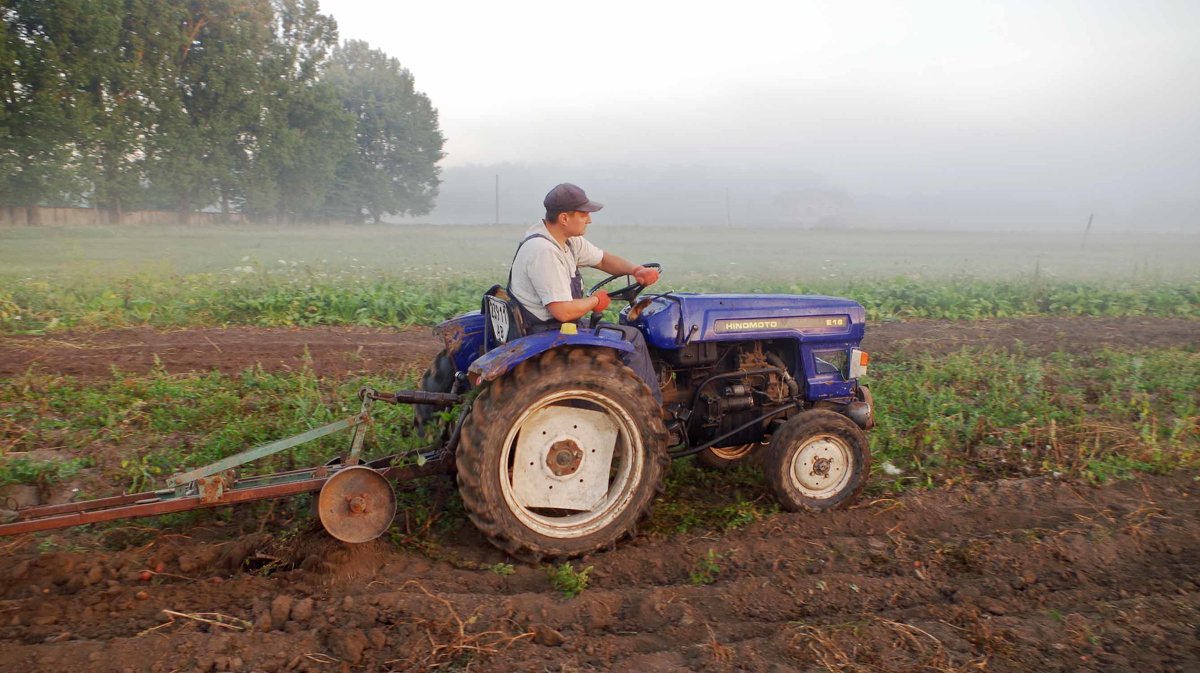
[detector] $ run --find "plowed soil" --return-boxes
[0,475,1196,672]
[0,317,1197,672]
[1,316,1196,380]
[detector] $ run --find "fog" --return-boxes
[322,1,1200,230]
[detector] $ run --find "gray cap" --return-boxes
[544,183,604,212]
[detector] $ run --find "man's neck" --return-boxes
[542,221,569,247]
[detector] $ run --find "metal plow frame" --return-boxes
[0,387,463,539]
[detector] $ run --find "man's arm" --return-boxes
[546,296,605,323]
[595,252,641,277]
[596,252,659,288]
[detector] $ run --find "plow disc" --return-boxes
[318,466,397,543]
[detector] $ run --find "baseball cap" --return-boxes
[544,183,604,213]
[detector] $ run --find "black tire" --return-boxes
[456,347,669,560]
[414,349,456,434]
[695,443,761,470]
[763,409,871,512]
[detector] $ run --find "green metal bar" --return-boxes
[166,413,368,487]
[346,397,374,465]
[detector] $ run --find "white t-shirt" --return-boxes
[508,222,604,322]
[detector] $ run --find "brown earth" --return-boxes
[0,317,1197,672]
[0,316,1196,381]
[0,474,1195,672]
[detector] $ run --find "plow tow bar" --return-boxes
[0,386,461,540]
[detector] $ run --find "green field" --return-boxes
[0,224,1197,540]
[2,225,1198,332]
[3,223,1197,281]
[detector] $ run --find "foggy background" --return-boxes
[320,1,1199,230]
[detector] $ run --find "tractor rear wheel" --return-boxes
[456,347,669,560]
[763,409,870,512]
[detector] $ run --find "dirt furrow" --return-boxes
[1,316,1196,381]
[0,473,1195,671]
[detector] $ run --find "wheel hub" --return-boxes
[811,456,832,478]
[547,439,584,476]
[511,405,619,511]
[791,436,852,497]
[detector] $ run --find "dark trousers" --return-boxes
[595,323,662,404]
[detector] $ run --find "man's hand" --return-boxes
[592,290,611,313]
[633,266,659,286]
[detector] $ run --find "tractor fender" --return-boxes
[467,328,634,383]
[433,311,486,373]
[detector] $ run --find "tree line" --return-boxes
[0,0,445,223]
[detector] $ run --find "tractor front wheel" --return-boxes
[456,347,669,560]
[762,410,870,512]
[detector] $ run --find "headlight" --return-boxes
[848,349,869,379]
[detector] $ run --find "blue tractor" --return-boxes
[415,265,875,560]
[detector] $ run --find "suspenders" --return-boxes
[507,233,584,332]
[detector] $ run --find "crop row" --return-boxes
[2,347,1195,537]
[2,273,1198,333]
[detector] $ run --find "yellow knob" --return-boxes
[560,323,578,335]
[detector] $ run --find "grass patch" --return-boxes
[0,364,428,496]
[646,458,779,536]
[0,456,94,494]
[867,347,1200,489]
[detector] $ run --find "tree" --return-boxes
[141,0,275,219]
[0,1,99,207]
[240,0,351,222]
[323,40,445,223]
[0,0,445,222]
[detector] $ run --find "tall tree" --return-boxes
[141,0,275,219]
[1,0,445,222]
[240,0,350,222]
[323,40,445,223]
[0,1,99,207]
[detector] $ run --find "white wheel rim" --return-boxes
[788,433,853,499]
[499,389,644,539]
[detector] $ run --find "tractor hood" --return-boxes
[626,292,866,350]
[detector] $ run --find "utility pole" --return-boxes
[1081,212,1093,251]
[495,174,500,225]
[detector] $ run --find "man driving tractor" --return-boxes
[506,182,662,401]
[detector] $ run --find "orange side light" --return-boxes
[860,351,870,366]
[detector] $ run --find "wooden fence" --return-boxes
[0,206,246,227]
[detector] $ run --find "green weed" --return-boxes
[489,562,515,576]
[546,562,592,598]
[690,548,727,585]
[0,456,94,491]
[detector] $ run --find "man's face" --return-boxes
[559,210,591,237]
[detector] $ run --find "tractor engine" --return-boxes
[659,341,799,447]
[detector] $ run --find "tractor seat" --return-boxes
[482,285,527,348]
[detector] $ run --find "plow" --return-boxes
[0,387,460,544]
[1,268,877,560]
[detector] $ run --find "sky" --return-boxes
[319,0,1200,229]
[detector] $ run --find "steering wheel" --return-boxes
[588,262,662,304]
[587,263,662,329]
